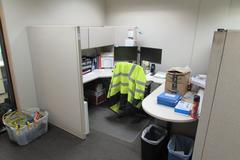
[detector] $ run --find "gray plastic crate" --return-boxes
[3,111,48,145]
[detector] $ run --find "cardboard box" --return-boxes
[165,67,191,96]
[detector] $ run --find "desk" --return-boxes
[146,72,165,84]
[82,69,113,84]
[83,69,165,84]
[142,81,204,123]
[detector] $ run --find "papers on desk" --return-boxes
[191,74,207,88]
[153,72,166,79]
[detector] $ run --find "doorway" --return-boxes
[0,19,16,131]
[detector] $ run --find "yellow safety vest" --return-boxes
[107,62,146,113]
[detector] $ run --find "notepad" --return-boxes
[174,101,192,115]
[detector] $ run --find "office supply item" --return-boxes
[114,46,138,62]
[140,47,162,64]
[157,92,182,107]
[191,74,207,89]
[175,101,192,115]
[100,52,114,69]
[82,57,92,75]
[128,29,135,38]
[125,39,136,46]
[165,67,191,96]
[191,95,200,119]
[125,28,137,46]
[146,72,166,84]
[150,64,156,75]
[154,72,166,79]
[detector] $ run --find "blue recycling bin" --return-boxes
[167,135,194,160]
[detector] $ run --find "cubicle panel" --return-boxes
[202,31,240,160]
[192,31,227,160]
[27,26,84,138]
[80,27,89,49]
[89,26,114,48]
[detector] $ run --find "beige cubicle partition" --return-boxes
[27,25,137,139]
[28,26,86,138]
[193,30,240,160]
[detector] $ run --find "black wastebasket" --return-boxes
[141,124,168,160]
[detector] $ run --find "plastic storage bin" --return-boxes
[141,124,168,160]
[3,110,48,145]
[167,135,194,160]
[87,88,106,105]
[157,92,182,107]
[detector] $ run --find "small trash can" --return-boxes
[141,124,168,160]
[167,135,194,160]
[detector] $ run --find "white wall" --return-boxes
[106,0,240,74]
[0,0,106,109]
[106,0,200,72]
[228,0,240,29]
[190,0,230,73]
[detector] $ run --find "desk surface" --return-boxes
[142,81,204,123]
[83,69,165,84]
[82,69,113,84]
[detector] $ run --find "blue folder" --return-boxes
[157,92,182,107]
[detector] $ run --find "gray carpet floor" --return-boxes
[89,106,151,143]
[0,125,141,160]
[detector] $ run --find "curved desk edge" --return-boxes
[142,81,204,123]
[82,69,113,84]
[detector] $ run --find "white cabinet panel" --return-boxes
[89,26,114,48]
[80,27,89,49]
[113,26,137,46]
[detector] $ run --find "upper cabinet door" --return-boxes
[80,27,89,50]
[113,26,137,46]
[89,26,114,48]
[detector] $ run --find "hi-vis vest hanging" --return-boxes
[107,62,146,113]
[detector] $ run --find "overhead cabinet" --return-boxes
[88,26,114,48]
[80,27,89,50]
[79,26,137,49]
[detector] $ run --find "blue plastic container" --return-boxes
[167,135,194,160]
[157,92,182,107]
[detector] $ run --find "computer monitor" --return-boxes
[140,47,162,64]
[114,46,138,62]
